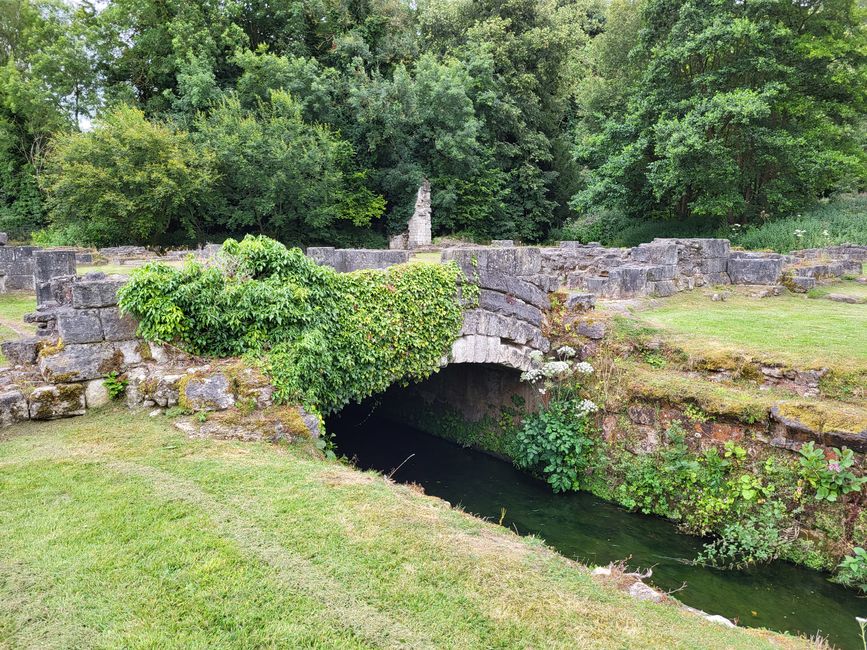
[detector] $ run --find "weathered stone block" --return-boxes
[29,383,86,420]
[85,378,110,408]
[645,265,676,281]
[39,342,122,382]
[478,290,542,327]
[6,274,34,291]
[787,276,815,293]
[0,390,29,426]
[99,307,138,341]
[727,255,783,285]
[700,257,729,274]
[491,240,514,247]
[34,250,76,285]
[649,280,678,297]
[0,232,7,246]
[443,247,542,277]
[183,373,235,411]
[56,308,104,344]
[564,292,596,311]
[577,321,606,340]
[631,243,678,266]
[71,278,126,308]
[475,270,549,310]
[1,337,38,365]
[608,266,648,297]
[154,374,183,407]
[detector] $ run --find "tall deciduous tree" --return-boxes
[195,91,385,244]
[573,0,867,224]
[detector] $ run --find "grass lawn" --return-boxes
[808,279,867,302]
[0,293,36,365]
[0,408,807,649]
[79,260,185,276]
[630,288,867,372]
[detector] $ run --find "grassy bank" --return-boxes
[0,408,809,649]
[628,287,867,373]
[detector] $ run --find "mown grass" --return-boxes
[0,408,808,649]
[0,293,36,365]
[807,279,867,302]
[631,288,867,373]
[79,260,185,276]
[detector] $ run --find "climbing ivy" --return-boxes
[118,235,474,413]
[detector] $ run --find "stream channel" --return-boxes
[328,409,867,649]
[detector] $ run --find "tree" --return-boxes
[573,0,867,224]
[0,0,97,237]
[43,105,215,246]
[195,91,384,244]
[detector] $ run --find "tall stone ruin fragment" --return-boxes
[389,179,432,250]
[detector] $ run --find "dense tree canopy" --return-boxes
[0,0,863,246]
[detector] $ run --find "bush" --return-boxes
[834,547,867,594]
[43,106,216,247]
[696,502,793,570]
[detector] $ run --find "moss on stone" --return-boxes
[37,338,64,358]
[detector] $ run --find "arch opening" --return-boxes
[327,363,541,460]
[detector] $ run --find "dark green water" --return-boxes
[329,410,867,649]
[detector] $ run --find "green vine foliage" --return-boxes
[118,235,474,413]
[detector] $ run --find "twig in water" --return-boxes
[387,453,415,479]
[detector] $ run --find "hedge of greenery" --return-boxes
[118,236,473,414]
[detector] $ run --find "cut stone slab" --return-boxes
[39,342,123,382]
[56,308,104,344]
[71,278,127,308]
[1,338,38,366]
[29,383,86,420]
[727,255,783,285]
[564,292,596,311]
[99,307,138,341]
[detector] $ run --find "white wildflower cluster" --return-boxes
[573,361,594,374]
[575,399,598,415]
[520,368,544,384]
[793,229,806,239]
[542,361,571,378]
[556,345,576,359]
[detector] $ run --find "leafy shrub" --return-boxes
[697,501,793,569]
[798,442,866,503]
[119,235,472,414]
[514,396,598,493]
[835,547,867,594]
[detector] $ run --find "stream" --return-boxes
[328,409,867,649]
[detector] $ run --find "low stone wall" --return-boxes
[305,247,412,272]
[0,273,317,439]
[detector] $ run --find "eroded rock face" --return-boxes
[182,373,235,411]
[29,384,86,420]
[0,390,29,426]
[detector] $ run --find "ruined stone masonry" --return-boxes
[389,180,433,250]
[0,237,863,450]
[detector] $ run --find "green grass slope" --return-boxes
[0,409,808,649]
